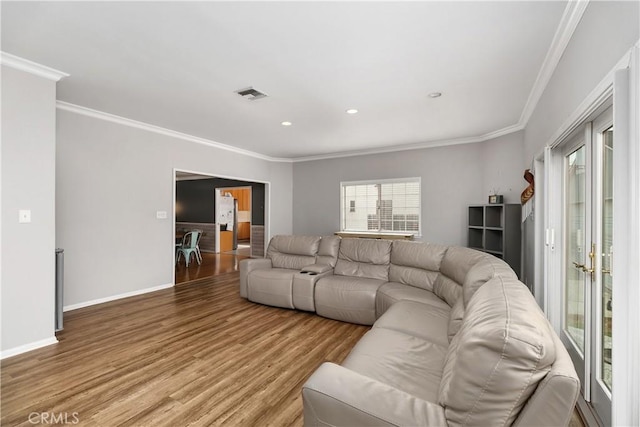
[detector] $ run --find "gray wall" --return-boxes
[292,133,524,246]
[56,110,292,307]
[481,132,525,203]
[524,1,639,160]
[1,66,57,352]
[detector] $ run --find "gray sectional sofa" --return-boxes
[239,235,579,427]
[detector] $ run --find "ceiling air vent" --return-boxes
[235,87,268,101]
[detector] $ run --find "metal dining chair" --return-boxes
[176,230,202,267]
[192,229,203,264]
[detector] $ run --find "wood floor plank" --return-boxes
[1,271,368,426]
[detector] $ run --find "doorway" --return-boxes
[551,105,613,425]
[216,186,252,257]
[174,170,267,284]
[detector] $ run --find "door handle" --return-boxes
[573,243,596,278]
[573,261,594,274]
[573,261,586,270]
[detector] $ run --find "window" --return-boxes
[341,178,420,234]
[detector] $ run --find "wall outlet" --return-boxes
[19,209,31,223]
[156,211,167,219]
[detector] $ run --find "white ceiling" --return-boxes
[1,1,569,160]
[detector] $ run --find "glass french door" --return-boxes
[562,106,613,425]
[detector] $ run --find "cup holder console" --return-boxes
[300,271,318,276]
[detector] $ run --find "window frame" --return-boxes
[339,177,421,236]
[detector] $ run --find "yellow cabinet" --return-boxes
[220,231,233,252]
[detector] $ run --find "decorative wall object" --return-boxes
[488,194,504,204]
[521,169,535,205]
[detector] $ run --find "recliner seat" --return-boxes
[240,235,340,310]
[314,238,392,325]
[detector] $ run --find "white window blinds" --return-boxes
[341,178,420,233]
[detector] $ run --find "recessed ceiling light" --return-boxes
[281,121,292,126]
[346,109,359,114]
[428,92,442,98]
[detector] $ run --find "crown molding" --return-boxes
[518,0,589,127]
[545,43,636,150]
[291,123,525,163]
[0,52,69,81]
[56,101,293,163]
[58,100,526,163]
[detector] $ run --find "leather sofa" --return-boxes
[239,235,580,427]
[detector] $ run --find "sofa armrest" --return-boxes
[239,258,272,298]
[301,264,334,274]
[292,270,333,312]
[302,362,447,427]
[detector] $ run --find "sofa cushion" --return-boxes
[432,274,462,307]
[247,268,297,309]
[390,240,448,271]
[432,246,487,306]
[439,246,488,285]
[373,300,450,348]
[267,235,321,270]
[375,282,449,319]
[462,255,517,307]
[342,328,447,403]
[316,235,341,267]
[389,241,448,291]
[334,238,391,281]
[446,254,517,339]
[438,277,556,427]
[388,264,439,293]
[315,275,385,325]
[447,298,464,343]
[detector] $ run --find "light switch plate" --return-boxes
[156,211,167,219]
[19,209,31,223]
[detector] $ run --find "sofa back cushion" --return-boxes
[334,238,392,281]
[266,235,321,270]
[388,241,448,291]
[432,247,486,306]
[446,254,517,339]
[316,235,341,267]
[462,255,517,307]
[438,277,556,427]
[447,298,465,343]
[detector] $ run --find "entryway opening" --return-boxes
[174,170,267,285]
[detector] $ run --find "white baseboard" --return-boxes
[1,336,58,360]
[63,283,174,312]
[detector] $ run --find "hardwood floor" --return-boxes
[175,252,249,284]
[2,269,587,426]
[570,410,587,427]
[1,272,368,426]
